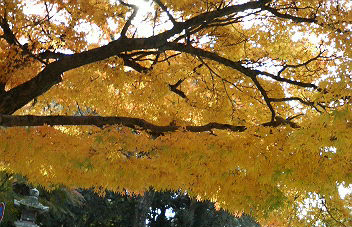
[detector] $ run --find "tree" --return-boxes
[0,172,86,227]
[38,187,260,227]
[0,172,20,226]
[0,0,351,225]
[0,173,260,227]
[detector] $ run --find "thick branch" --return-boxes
[0,17,17,45]
[0,37,169,115]
[0,115,247,134]
[38,50,71,60]
[0,115,302,134]
[0,83,5,94]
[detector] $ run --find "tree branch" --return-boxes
[321,199,348,227]
[269,97,314,107]
[277,50,327,77]
[0,114,302,135]
[0,16,46,64]
[38,50,71,60]
[0,16,17,45]
[0,37,168,115]
[169,79,186,98]
[117,54,150,73]
[153,0,178,26]
[261,5,317,23]
[119,0,138,38]
[257,70,318,89]
[0,0,323,115]
[0,115,247,134]
[251,76,276,121]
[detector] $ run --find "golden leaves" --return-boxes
[1,0,352,225]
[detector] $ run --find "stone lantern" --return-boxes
[14,188,49,227]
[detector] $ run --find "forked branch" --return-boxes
[169,79,186,98]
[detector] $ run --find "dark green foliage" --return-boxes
[0,172,260,227]
[39,188,260,227]
[148,190,260,227]
[38,189,136,227]
[0,173,23,227]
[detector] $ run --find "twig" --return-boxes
[153,0,178,26]
[251,76,276,122]
[119,0,138,38]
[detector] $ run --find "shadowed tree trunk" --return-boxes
[133,190,155,227]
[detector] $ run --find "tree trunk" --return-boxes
[133,190,155,227]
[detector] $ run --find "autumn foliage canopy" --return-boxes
[0,0,351,225]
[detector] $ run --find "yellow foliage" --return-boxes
[0,0,351,226]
